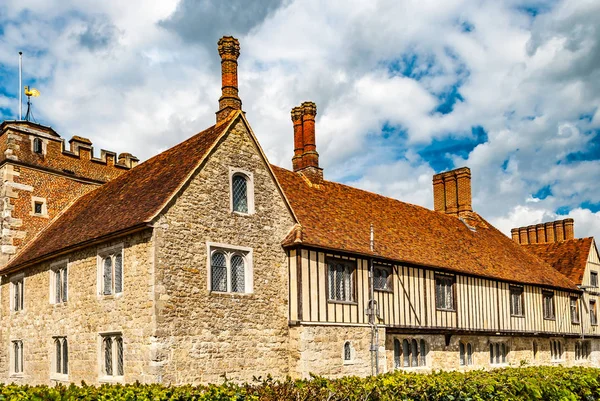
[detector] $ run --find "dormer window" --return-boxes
[229,169,254,215]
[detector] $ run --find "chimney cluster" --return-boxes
[433,167,472,216]
[511,218,574,245]
[216,36,242,123]
[291,101,322,182]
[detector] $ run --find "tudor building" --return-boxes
[0,36,599,385]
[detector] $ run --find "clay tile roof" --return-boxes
[271,165,578,291]
[3,112,238,272]
[521,238,594,284]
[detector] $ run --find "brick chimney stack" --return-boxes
[511,218,575,244]
[216,36,242,123]
[301,102,319,170]
[433,167,472,217]
[291,107,304,171]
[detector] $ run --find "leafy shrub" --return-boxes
[0,366,599,400]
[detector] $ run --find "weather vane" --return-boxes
[23,85,40,123]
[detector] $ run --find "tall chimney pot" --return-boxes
[216,36,242,122]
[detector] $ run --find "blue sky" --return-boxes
[0,0,598,239]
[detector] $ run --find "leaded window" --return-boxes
[570,296,579,324]
[12,340,23,374]
[509,286,524,316]
[53,265,68,304]
[54,337,68,375]
[101,334,123,377]
[435,274,455,310]
[542,291,555,320]
[232,174,249,214]
[460,342,473,366]
[550,340,563,361]
[210,248,249,293]
[33,137,43,154]
[328,259,355,302]
[576,341,591,361]
[396,338,426,368]
[374,266,392,291]
[490,342,507,365]
[100,250,123,296]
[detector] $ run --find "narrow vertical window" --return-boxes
[495,343,500,364]
[12,340,23,374]
[211,252,227,292]
[591,271,598,288]
[114,254,123,294]
[501,343,507,363]
[55,338,62,374]
[53,337,68,375]
[231,174,249,213]
[103,257,112,295]
[343,342,351,361]
[33,137,43,154]
[103,337,113,376]
[393,339,401,368]
[52,265,68,304]
[467,343,473,365]
[116,337,124,376]
[230,254,245,293]
[411,339,418,367]
[533,341,538,360]
[402,339,410,367]
[63,340,68,375]
[12,277,24,311]
[489,343,494,364]
[459,342,466,366]
[419,340,426,366]
[590,300,598,326]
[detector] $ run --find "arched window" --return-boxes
[230,254,245,293]
[467,343,473,365]
[533,341,538,360]
[211,252,227,292]
[576,342,581,360]
[343,342,351,361]
[55,338,62,374]
[489,343,494,364]
[411,339,418,367]
[419,339,426,366]
[54,337,68,375]
[232,174,249,213]
[501,343,507,363]
[103,337,113,376]
[116,336,124,376]
[33,137,43,154]
[402,339,410,367]
[459,342,466,366]
[495,343,500,364]
[394,339,401,368]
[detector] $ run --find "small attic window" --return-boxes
[33,138,43,154]
[34,202,43,215]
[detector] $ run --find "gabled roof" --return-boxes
[271,166,578,291]
[2,112,240,272]
[521,238,594,284]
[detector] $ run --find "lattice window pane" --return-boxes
[328,265,335,299]
[393,339,401,368]
[62,268,68,302]
[103,258,112,295]
[55,338,62,373]
[55,270,62,303]
[335,265,344,300]
[116,337,124,376]
[211,252,227,292]
[114,254,123,293]
[63,339,68,375]
[231,255,245,293]
[232,175,248,213]
[104,338,113,376]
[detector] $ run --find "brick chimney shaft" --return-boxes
[554,220,565,241]
[432,167,472,217]
[536,224,546,243]
[511,228,520,243]
[301,102,319,169]
[564,218,574,240]
[216,36,242,123]
[291,107,304,171]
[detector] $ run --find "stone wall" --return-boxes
[152,118,295,384]
[289,325,379,379]
[0,230,156,385]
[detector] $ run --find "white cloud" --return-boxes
[0,0,598,241]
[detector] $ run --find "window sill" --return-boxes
[51,301,68,307]
[98,293,124,300]
[572,322,581,325]
[343,360,358,365]
[436,307,456,312]
[374,288,393,294]
[231,211,253,217]
[210,291,254,298]
[50,373,69,382]
[99,375,124,384]
[29,212,49,219]
[510,314,525,318]
[327,300,358,306]
[543,317,556,321]
[10,373,24,378]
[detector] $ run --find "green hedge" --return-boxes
[0,366,599,400]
